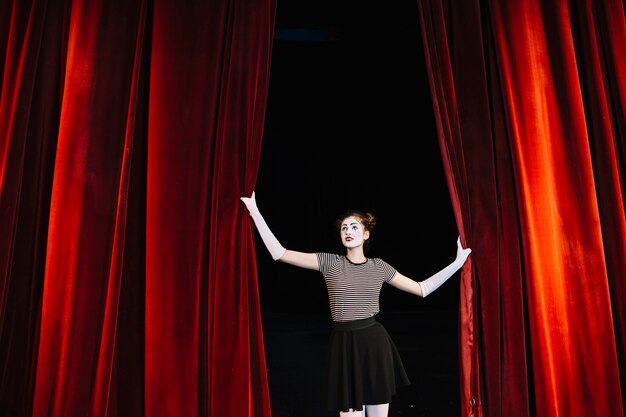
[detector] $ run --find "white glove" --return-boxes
[418,237,471,297]
[241,192,286,260]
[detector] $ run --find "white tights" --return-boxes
[339,403,389,417]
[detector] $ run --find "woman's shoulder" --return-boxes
[369,257,394,268]
[316,252,341,257]
[315,253,342,273]
[316,252,342,262]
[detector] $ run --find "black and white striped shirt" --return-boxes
[316,253,397,322]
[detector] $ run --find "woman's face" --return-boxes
[340,216,369,248]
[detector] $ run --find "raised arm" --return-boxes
[388,237,471,297]
[241,192,319,270]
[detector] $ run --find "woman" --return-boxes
[241,192,472,417]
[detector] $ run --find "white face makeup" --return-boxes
[340,216,369,248]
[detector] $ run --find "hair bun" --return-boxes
[365,212,377,229]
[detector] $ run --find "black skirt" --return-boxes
[325,316,410,412]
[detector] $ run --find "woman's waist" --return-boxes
[332,315,377,331]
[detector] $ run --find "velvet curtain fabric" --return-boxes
[0,0,275,416]
[418,0,626,416]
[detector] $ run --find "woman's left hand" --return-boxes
[456,237,472,262]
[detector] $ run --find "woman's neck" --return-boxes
[345,248,367,264]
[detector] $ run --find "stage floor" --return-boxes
[262,311,461,417]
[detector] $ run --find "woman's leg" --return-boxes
[364,403,389,417]
[339,409,365,417]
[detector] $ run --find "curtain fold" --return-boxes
[33,1,148,415]
[146,0,274,416]
[418,0,626,416]
[0,1,70,415]
[571,1,626,409]
[0,0,275,416]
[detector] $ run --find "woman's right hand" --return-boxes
[240,191,258,213]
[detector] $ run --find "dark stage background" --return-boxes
[257,0,459,315]
[256,1,462,416]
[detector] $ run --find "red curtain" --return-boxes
[0,0,275,416]
[418,0,626,417]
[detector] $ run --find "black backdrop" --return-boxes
[255,0,459,316]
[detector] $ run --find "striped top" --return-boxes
[316,253,397,322]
